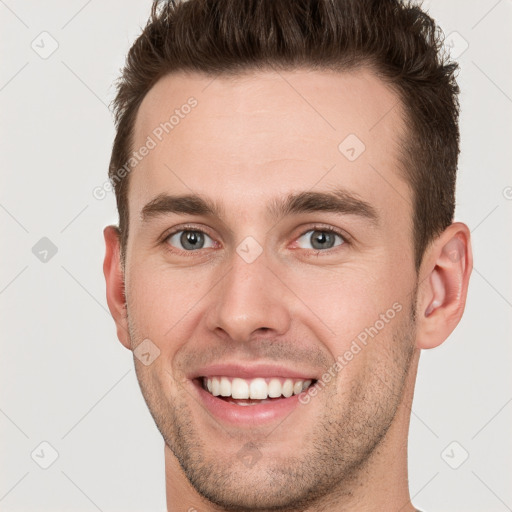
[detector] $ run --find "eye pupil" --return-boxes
[181,231,204,250]
[311,230,335,250]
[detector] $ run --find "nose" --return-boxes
[204,248,292,344]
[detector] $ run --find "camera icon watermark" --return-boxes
[338,134,366,162]
[237,442,262,468]
[31,441,59,469]
[440,440,469,469]
[32,237,58,263]
[236,236,263,264]
[443,31,469,59]
[31,31,59,60]
[133,338,161,366]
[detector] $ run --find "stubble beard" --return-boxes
[127,301,417,512]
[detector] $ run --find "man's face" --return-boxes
[123,68,419,509]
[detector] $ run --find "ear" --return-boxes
[415,222,473,349]
[103,225,131,350]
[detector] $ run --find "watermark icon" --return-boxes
[299,302,402,404]
[236,236,264,264]
[446,237,465,263]
[32,237,58,263]
[31,31,59,60]
[93,97,198,200]
[503,186,512,200]
[441,441,469,469]
[237,442,262,468]
[338,133,366,161]
[443,31,469,60]
[31,441,59,469]
[134,338,161,366]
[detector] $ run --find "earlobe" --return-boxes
[103,225,131,350]
[416,223,473,350]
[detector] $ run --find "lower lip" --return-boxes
[192,379,308,427]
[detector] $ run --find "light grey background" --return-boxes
[1,1,511,511]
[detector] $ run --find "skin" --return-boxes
[103,68,472,512]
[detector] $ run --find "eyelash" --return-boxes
[161,224,350,257]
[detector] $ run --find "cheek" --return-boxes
[126,262,205,346]
[286,260,413,369]
[289,263,394,332]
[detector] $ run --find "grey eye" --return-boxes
[296,230,344,250]
[167,230,215,251]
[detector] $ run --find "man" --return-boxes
[103,0,472,510]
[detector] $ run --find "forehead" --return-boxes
[129,68,411,225]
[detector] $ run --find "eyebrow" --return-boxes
[140,188,379,225]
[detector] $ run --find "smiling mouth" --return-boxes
[198,376,317,406]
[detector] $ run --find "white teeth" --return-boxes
[282,379,294,397]
[293,380,304,395]
[231,378,250,399]
[219,377,231,397]
[203,376,314,400]
[249,378,268,399]
[211,378,220,396]
[268,378,282,398]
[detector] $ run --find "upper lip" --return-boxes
[188,363,318,380]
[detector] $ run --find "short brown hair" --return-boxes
[109,0,460,269]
